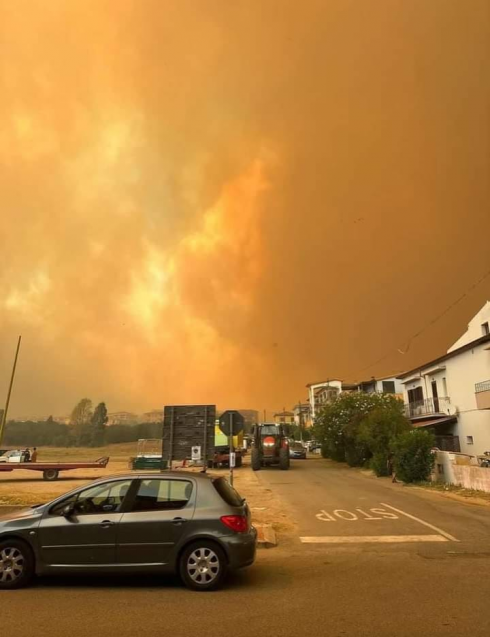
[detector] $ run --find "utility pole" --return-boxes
[0,336,22,447]
[298,399,303,442]
[228,411,234,486]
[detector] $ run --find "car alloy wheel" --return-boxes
[0,547,25,585]
[186,547,220,586]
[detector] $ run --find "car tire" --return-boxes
[0,539,35,590]
[279,447,290,470]
[179,541,227,592]
[251,448,262,471]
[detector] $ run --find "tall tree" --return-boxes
[90,403,108,447]
[70,398,93,446]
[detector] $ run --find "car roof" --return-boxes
[89,470,215,484]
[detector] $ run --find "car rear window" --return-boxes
[213,477,244,507]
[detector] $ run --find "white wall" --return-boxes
[374,377,404,395]
[448,301,490,352]
[434,451,490,493]
[401,343,490,455]
[445,343,490,455]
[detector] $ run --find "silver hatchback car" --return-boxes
[0,471,256,591]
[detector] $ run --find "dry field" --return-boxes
[0,443,295,540]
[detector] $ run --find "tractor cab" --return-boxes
[251,423,290,471]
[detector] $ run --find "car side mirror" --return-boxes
[62,503,75,518]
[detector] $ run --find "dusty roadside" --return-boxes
[358,462,490,509]
[0,455,294,545]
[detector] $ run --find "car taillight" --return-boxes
[220,515,249,533]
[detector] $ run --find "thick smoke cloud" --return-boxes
[1,0,489,417]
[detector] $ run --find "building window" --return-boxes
[466,436,474,445]
[382,381,396,394]
[408,387,424,404]
[482,322,490,336]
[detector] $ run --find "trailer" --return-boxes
[0,456,109,481]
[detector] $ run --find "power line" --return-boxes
[353,264,490,379]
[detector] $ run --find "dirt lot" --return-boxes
[0,443,295,540]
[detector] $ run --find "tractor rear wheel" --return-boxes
[279,447,290,470]
[251,448,262,471]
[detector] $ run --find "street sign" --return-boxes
[229,452,236,468]
[218,410,245,436]
[191,446,202,461]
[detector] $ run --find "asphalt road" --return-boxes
[3,457,490,637]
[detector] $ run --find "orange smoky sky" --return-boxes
[1,0,489,418]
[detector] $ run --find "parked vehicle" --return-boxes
[0,471,256,591]
[478,451,490,468]
[0,450,24,463]
[289,443,307,459]
[251,424,290,471]
[308,443,322,454]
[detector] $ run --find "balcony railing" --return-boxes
[404,397,451,419]
[475,380,490,394]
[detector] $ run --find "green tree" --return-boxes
[287,424,312,442]
[70,398,93,446]
[392,430,435,483]
[90,403,108,447]
[314,392,409,467]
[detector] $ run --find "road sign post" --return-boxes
[218,410,245,486]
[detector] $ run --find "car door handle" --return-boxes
[172,517,187,525]
[101,520,116,528]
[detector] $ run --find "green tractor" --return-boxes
[251,423,290,471]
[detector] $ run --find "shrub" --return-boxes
[370,451,391,477]
[314,392,409,467]
[392,429,435,483]
[345,445,368,467]
[358,405,412,456]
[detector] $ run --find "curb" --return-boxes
[255,524,277,548]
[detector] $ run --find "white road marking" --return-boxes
[333,509,358,521]
[315,507,399,522]
[316,510,336,522]
[300,535,448,544]
[380,503,459,542]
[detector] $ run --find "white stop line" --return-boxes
[301,502,459,544]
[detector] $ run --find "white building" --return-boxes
[356,376,404,397]
[140,409,164,424]
[398,302,490,455]
[107,411,138,426]
[306,375,403,422]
